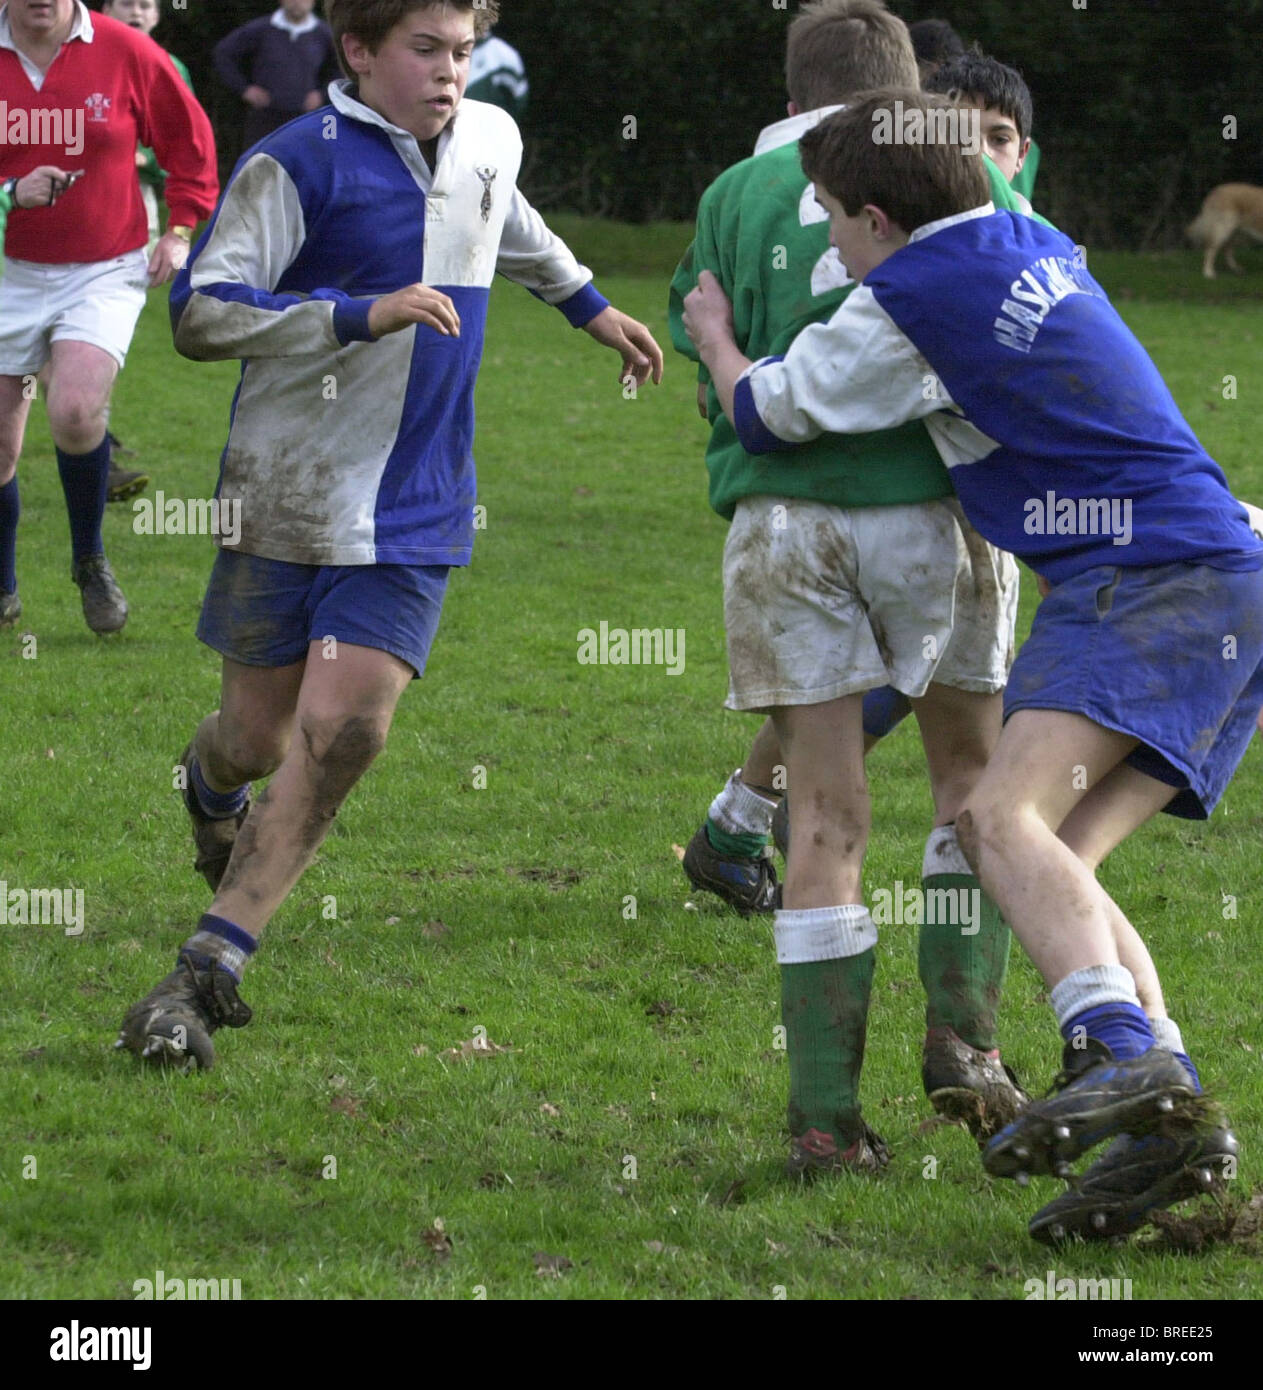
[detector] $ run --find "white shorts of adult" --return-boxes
[722,494,1019,711]
[0,248,150,376]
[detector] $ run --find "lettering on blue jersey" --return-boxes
[993,257,1102,353]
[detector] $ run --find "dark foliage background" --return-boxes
[143,0,1262,247]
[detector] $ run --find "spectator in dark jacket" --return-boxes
[214,1,338,151]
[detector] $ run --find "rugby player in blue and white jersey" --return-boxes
[117,0,662,1071]
[685,89,1259,1243]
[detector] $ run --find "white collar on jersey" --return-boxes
[0,0,94,53]
[907,202,997,245]
[752,104,845,157]
[271,8,320,39]
[328,78,458,185]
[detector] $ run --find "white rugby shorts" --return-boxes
[722,494,1018,710]
[0,248,150,374]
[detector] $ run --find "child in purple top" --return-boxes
[214,1,338,150]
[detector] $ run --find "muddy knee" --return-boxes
[302,712,389,807]
[955,808,984,874]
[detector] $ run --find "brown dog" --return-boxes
[1187,183,1263,278]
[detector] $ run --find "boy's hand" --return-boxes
[682,271,735,354]
[242,85,271,110]
[582,306,664,388]
[368,285,461,340]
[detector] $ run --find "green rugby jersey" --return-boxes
[669,111,1046,519]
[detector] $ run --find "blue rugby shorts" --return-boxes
[1003,560,1263,818]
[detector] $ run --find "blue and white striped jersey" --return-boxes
[170,79,607,567]
[734,206,1262,585]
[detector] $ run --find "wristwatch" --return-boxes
[1,176,19,205]
[168,224,195,244]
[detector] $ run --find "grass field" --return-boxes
[3,223,1263,1301]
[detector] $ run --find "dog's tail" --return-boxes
[1186,204,1215,246]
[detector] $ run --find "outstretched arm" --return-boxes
[582,306,663,389]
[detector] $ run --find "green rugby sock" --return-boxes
[705,816,768,860]
[776,905,876,1142]
[918,827,1010,1052]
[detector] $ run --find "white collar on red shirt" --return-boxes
[270,8,320,39]
[0,1,93,90]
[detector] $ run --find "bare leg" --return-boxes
[0,374,33,486]
[45,340,116,454]
[909,684,1003,824]
[739,716,785,797]
[770,695,868,909]
[195,656,307,791]
[956,710,1140,987]
[210,642,414,935]
[1056,763,1178,1018]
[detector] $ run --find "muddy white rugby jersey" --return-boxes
[170,79,607,567]
[734,206,1261,584]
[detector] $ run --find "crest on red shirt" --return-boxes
[84,93,112,124]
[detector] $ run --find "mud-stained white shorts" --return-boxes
[0,249,150,375]
[722,495,1019,711]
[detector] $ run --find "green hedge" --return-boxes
[146,1,1261,249]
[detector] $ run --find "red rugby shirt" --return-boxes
[0,9,217,263]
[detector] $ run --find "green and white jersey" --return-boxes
[669,108,950,519]
[669,109,1053,519]
[466,34,527,122]
[1010,136,1040,203]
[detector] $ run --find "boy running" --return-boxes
[116,0,662,1072]
[683,89,1251,1239]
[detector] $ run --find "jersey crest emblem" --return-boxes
[475,166,497,223]
[84,93,112,123]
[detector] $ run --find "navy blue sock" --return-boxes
[56,436,110,563]
[190,756,250,820]
[1062,1001,1155,1061]
[862,685,913,740]
[182,913,258,982]
[0,476,18,593]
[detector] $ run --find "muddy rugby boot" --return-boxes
[1030,1117,1239,1244]
[116,951,253,1070]
[682,822,778,916]
[984,1039,1199,1183]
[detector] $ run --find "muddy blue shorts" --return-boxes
[197,550,450,678]
[1004,561,1263,818]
